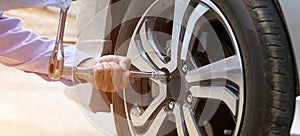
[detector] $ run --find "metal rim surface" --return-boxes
[122,0,244,135]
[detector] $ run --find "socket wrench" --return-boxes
[72,67,167,80]
[47,7,167,80]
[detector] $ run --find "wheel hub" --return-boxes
[168,74,182,101]
[166,67,188,103]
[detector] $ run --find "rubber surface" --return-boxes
[213,0,295,135]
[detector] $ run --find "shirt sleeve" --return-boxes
[0,12,91,85]
[0,0,71,11]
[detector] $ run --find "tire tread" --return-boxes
[245,0,295,135]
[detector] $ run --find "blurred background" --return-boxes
[0,7,104,136]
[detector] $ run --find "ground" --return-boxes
[0,7,110,136]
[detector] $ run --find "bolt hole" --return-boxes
[161,68,171,81]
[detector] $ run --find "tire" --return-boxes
[112,0,295,135]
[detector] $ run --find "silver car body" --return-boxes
[278,0,300,135]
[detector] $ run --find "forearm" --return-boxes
[0,0,71,11]
[0,14,91,85]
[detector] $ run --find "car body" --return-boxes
[277,0,300,135]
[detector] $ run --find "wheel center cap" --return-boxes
[168,74,186,101]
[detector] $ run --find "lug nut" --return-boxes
[168,101,175,110]
[224,129,233,135]
[182,64,188,72]
[187,95,193,103]
[130,103,143,117]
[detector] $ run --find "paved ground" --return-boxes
[0,64,104,136]
[0,7,114,136]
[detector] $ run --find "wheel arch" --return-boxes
[107,0,156,55]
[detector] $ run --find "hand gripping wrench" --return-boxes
[47,8,167,80]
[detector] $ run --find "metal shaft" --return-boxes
[48,8,69,80]
[65,66,167,80]
[130,70,167,80]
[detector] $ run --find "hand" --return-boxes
[77,55,131,92]
[94,55,131,92]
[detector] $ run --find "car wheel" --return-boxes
[112,0,295,135]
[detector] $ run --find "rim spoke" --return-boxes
[189,85,238,115]
[127,37,158,72]
[185,55,242,85]
[139,22,177,71]
[180,3,209,61]
[173,103,186,136]
[144,108,168,136]
[168,0,190,72]
[130,82,167,126]
[183,104,207,136]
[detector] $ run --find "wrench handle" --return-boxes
[130,71,167,80]
[62,66,167,80]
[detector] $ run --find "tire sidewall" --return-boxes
[212,0,280,135]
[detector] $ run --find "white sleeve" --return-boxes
[0,13,92,86]
[0,0,71,11]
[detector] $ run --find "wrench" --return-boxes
[47,8,167,80]
[48,8,69,80]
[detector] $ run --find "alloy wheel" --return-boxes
[119,0,244,135]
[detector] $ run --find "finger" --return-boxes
[94,63,104,90]
[119,57,131,71]
[102,62,114,92]
[95,55,117,63]
[95,55,131,70]
[109,62,122,90]
[121,70,130,89]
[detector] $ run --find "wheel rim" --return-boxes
[119,0,244,135]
